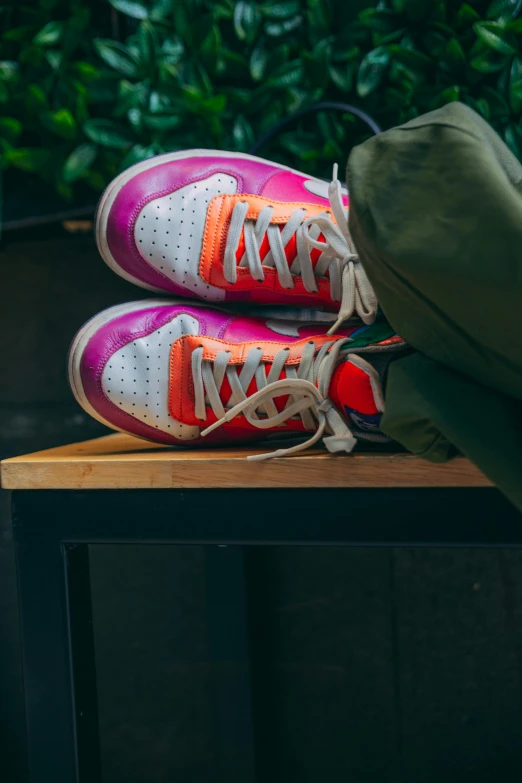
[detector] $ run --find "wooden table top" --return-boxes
[0,433,491,491]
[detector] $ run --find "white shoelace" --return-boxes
[223,164,378,334]
[193,338,371,461]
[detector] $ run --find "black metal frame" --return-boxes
[12,487,522,783]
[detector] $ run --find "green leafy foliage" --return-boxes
[2,0,522,199]
[63,142,98,182]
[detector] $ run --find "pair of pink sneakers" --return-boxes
[69,150,404,459]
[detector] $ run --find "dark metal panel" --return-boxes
[12,487,522,546]
[13,526,80,782]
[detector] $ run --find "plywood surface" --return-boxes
[0,433,491,490]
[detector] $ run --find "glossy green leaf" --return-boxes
[389,45,433,71]
[108,0,149,19]
[446,37,466,63]
[436,85,461,105]
[265,16,302,36]
[268,60,304,87]
[487,0,522,21]
[63,143,98,182]
[42,109,77,139]
[510,56,522,111]
[224,87,251,105]
[0,117,22,141]
[386,85,411,108]
[45,50,62,70]
[120,144,157,170]
[115,79,147,115]
[172,2,192,44]
[473,21,517,54]
[232,114,255,150]
[93,39,139,77]
[332,45,360,63]
[482,86,510,117]
[149,0,170,18]
[357,46,390,97]
[26,84,47,112]
[82,170,107,191]
[127,107,142,131]
[307,36,333,73]
[317,110,336,141]
[403,0,438,21]
[56,180,73,200]
[148,91,166,113]
[279,131,315,156]
[457,3,481,24]
[329,63,354,92]
[475,97,490,118]
[74,61,100,81]
[504,122,522,157]
[3,26,34,43]
[260,1,300,18]
[200,24,222,67]
[262,43,290,75]
[470,51,509,71]
[512,83,522,109]
[234,1,261,42]
[199,94,227,113]
[359,8,398,33]
[142,113,182,130]
[7,148,50,172]
[323,137,344,160]
[83,119,134,148]
[138,22,157,71]
[33,21,64,46]
[250,41,269,81]
[161,37,184,65]
[0,61,18,81]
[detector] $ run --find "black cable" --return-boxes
[248,101,382,155]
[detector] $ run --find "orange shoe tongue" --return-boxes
[329,360,381,426]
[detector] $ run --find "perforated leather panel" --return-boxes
[134,173,237,299]
[101,314,201,440]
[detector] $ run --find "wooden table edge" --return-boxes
[0,434,492,490]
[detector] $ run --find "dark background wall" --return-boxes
[2,227,522,782]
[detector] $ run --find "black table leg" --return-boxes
[205,546,257,783]
[14,530,80,783]
[65,544,101,782]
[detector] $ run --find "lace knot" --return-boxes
[316,399,333,413]
[193,339,375,460]
[223,164,378,333]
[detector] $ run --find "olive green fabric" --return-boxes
[347,102,522,510]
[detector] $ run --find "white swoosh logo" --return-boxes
[266,320,304,337]
[349,413,381,432]
[303,179,348,200]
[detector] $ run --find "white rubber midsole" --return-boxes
[95,148,320,290]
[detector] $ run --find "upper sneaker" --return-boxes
[96,150,377,333]
[69,300,404,457]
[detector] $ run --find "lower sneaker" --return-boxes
[68,300,404,457]
[95,150,377,334]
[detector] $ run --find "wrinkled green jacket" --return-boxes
[347,102,522,510]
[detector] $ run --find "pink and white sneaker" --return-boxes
[69,300,404,457]
[95,151,377,333]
